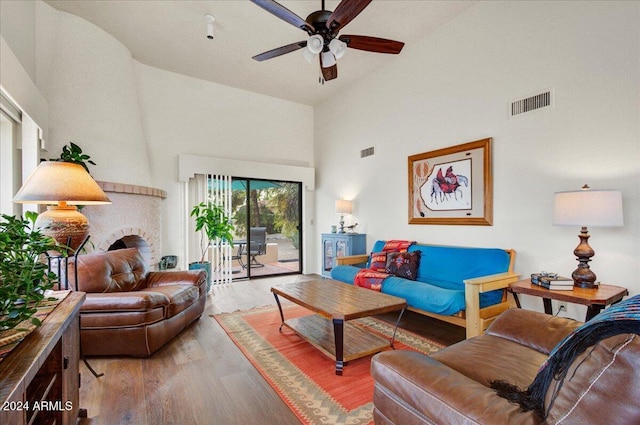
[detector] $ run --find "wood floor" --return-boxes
[78,275,465,425]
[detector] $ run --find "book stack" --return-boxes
[531,273,574,291]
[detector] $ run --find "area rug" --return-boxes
[213,304,444,425]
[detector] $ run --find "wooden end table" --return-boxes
[271,279,406,375]
[508,279,628,321]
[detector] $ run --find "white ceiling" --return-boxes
[44,1,476,106]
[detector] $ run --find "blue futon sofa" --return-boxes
[331,240,520,338]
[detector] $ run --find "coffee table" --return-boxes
[271,279,407,375]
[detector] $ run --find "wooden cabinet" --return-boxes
[321,233,366,278]
[0,291,85,425]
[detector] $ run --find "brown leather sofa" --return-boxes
[371,307,640,425]
[68,248,207,357]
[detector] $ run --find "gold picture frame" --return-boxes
[408,138,492,225]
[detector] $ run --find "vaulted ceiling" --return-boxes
[44,1,475,106]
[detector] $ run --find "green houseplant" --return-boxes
[50,142,96,174]
[0,212,60,331]
[189,202,234,291]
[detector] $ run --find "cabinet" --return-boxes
[0,291,85,425]
[321,233,366,278]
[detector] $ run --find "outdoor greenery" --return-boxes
[0,212,60,331]
[269,183,300,249]
[230,182,299,248]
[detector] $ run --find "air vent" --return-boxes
[510,89,552,117]
[360,147,375,158]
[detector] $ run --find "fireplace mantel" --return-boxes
[96,181,166,199]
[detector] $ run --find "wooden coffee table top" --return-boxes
[271,279,407,321]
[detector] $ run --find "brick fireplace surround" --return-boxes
[81,181,167,269]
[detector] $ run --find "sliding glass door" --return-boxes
[229,178,302,279]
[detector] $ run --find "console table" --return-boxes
[509,279,628,321]
[0,291,85,425]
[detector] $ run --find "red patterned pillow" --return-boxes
[385,251,421,280]
[370,252,388,272]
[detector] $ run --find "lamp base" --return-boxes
[338,214,346,233]
[35,205,89,253]
[571,226,597,288]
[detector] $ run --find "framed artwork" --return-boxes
[408,138,493,225]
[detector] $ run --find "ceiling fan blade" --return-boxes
[252,41,307,62]
[251,0,314,33]
[327,0,372,33]
[319,55,338,81]
[339,35,405,54]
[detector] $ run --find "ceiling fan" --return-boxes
[251,0,405,83]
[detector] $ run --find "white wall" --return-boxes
[314,1,640,319]
[134,63,314,268]
[38,8,152,187]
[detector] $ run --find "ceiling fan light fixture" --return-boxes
[329,38,347,59]
[302,47,316,64]
[320,50,336,68]
[306,34,324,54]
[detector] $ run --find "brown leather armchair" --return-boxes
[68,248,207,357]
[371,307,640,425]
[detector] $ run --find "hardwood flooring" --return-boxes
[78,275,465,425]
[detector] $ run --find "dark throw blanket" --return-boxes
[490,294,640,419]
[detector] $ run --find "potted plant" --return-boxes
[189,202,234,291]
[0,212,60,331]
[50,142,96,173]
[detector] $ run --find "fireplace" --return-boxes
[81,182,166,269]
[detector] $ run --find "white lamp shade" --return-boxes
[13,161,111,205]
[320,51,336,68]
[307,34,324,54]
[329,38,347,59]
[553,189,623,227]
[335,199,352,214]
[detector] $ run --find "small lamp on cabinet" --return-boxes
[335,200,352,234]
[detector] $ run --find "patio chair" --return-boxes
[246,227,267,268]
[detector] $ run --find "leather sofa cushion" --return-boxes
[81,291,169,311]
[141,285,200,318]
[372,350,543,425]
[486,308,582,355]
[69,248,148,293]
[81,308,165,329]
[147,270,207,297]
[431,334,547,389]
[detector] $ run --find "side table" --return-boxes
[508,279,628,321]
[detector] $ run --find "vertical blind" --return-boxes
[188,173,234,286]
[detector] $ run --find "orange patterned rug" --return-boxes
[213,304,443,425]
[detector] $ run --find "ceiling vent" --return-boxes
[510,89,552,117]
[360,147,375,158]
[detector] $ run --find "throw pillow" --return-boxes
[385,251,421,280]
[370,252,388,272]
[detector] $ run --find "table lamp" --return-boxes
[13,161,111,252]
[553,185,623,288]
[335,199,352,234]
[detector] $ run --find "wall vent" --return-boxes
[510,89,552,117]
[360,147,375,158]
